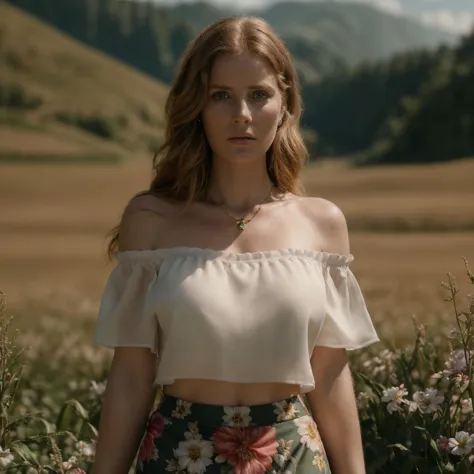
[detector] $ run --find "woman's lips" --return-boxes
[228,137,256,145]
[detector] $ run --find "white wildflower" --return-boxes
[412,389,444,413]
[449,431,474,455]
[443,350,469,376]
[381,384,408,414]
[89,380,106,397]
[356,392,370,410]
[0,446,14,469]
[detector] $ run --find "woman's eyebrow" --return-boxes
[209,83,273,90]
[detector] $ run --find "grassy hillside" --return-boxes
[0,3,169,162]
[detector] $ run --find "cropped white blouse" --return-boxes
[93,247,380,393]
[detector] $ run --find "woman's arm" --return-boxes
[306,347,366,474]
[305,198,367,473]
[91,348,158,474]
[92,196,165,474]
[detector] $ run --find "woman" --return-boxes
[92,16,379,474]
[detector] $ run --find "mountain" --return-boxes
[0,3,169,162]
[5,0,457,87]
[166,1,457,83]
[2,0,470,165]
[259,2,457,67]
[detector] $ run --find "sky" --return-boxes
[150,0,474,35]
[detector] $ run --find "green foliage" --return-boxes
[304,29,474,165]
[352,259,474,472]
[357,33,474,165]
[302,47,444,155]
[0,291,103,473]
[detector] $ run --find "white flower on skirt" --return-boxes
[273,438,294,467]
[174,432,214,474]
[294,416,323,453]
[222,406,252,427]
[172,400,193,419]
[273,400,300,421]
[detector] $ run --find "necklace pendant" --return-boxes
[237,219,246,231]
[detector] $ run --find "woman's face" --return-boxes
[201,51,285,165]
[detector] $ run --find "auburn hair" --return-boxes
[106,16,308,260]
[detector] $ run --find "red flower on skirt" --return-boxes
[213,426,278,474]
[138,411,165,462]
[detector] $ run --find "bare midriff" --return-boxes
[162,379,301,406]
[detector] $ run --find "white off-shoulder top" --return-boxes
[93,247,380,393]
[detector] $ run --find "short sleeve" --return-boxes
[315,255,380,350]
[93,253,160,355]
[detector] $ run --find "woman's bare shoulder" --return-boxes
[298,196,350,255]
[118,193,177,251]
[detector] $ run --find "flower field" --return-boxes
[1,159,474,473]
[2,259,474,473]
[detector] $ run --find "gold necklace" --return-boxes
[215,186,275,231]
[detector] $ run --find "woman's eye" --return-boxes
[212,91,229,100]
[252,90,269,100]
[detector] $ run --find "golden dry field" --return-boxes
[1,157,473,347]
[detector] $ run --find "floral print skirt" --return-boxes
[136,393,331,474]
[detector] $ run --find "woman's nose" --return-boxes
[233,99,252,123]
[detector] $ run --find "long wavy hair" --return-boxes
[106,16,309,260]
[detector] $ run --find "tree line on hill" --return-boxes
[5,0,474,164]
[305,31,474,165]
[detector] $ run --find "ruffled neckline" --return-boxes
[114,246,354,266]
